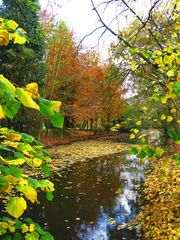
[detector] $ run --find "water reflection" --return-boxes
[31,154,146,240]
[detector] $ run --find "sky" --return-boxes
[0,0,166,58]
[38,0,159,58]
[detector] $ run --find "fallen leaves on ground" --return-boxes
[137,157,180,240]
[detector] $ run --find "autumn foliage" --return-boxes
[42,13,125,131]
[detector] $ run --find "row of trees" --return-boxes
[0,0,126,135]
[42,12,126,132]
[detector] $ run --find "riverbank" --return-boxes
[137,156,180,240]
[40,132,130,147]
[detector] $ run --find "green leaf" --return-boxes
[42,164,51,177]
[50,112,64,128]
[13,233,23,240]
[138,150,147,159]
[173,82,180,95]
[17,143,33,152]
[25,232,39,240]
[146,148,155,157]
[0,176,9,190]
[21,133,34,143]
[143,50,152,59]
[33,140,44,147]
[28,178,41,188]
[155,147,164,157]
[42,149,50,156]
[167,128,180,142]
[2,236,12,240]
[46,192,54,201]
[38,97,53,116]
[151,94,161,101]
[41,232,54,240]
[9,165,22,178]
[7,197,27,218]
[130,147,138,154]
[0,92,20,119]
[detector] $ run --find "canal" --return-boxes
[30,151,146,240]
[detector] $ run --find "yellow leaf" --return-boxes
[136,121,141,125]
[8,158,25,165]
[1,222,8,229]
[161,96,168,104]
[32,158,42,167]
[7,133,22,142]
[26,83,39,98]
[141,137,145,143]
[5,175,18,185]
[156,147,164,157]
[13,32,26,44]
[15,88,39,110]
[134,129,139,134]
[0,105,5,119]
[171,108,176,113]
[7,197,27,218]
[139,134,147,139]
[6,20,18,29]
[21,224,29,233]
[0,156,25,165]
[166,70,174,77]
[8,226,15,233]
[166,82,173,90]
[0,29,9,46]
[170,53,176,61]
[130,133,135,139]
[52,101,62,112]
[160,114,166,120]
[18,178,28,186]
[29,224,35,232]
[18,186,37,203]
[132,61,137,71]
[155,56,163,66]
[18,28,27,34]
[0,74,16,95]
[167,116,173,122]
[154,50,162,56]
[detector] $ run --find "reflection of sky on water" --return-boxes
[75,155,146,240]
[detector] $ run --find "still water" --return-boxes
[31,154,146,240]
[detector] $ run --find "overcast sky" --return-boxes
[0,0,166,58]
[39,0,117,57]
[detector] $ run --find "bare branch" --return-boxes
[90,0,153,65]
[120,0,163,49]
[77,26,104,51]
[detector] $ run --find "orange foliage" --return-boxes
[42,14,125,129]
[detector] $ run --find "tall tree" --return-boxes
[0,0,46,86]
[0,0,46,133]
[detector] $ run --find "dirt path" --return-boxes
[48,139,132,168]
